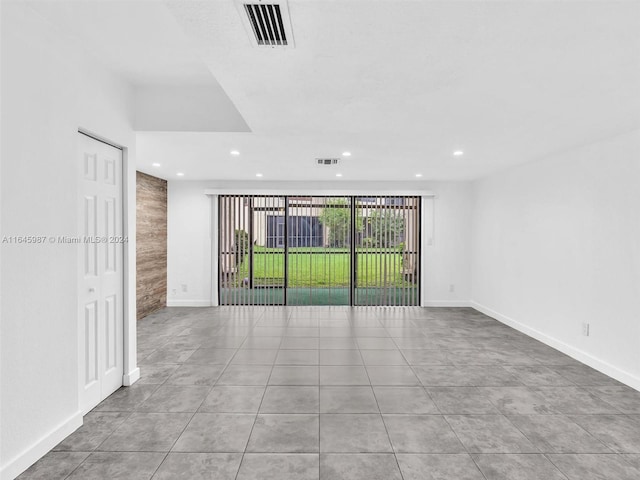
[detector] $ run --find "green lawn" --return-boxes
[233,246,414,288]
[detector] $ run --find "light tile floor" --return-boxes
[18,307,640,479]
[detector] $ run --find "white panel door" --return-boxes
[78,133,124,414]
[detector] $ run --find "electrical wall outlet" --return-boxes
[449,284,455,293]
[172,289,177,295]
[181,284,188,292]
[582,323,590,336]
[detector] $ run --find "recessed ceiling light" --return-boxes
[336,173,343,177]
[453,150,464,156]
[152,162,161,167]
[176,172,184,177]
[342,151,351,157]
[415,173,423,178]
[256,173,263,177]
[230,150,240,156]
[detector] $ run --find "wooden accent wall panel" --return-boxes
[136,171,167,319]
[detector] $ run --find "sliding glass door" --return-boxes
[353,196,420,306]
[219,195,286,305]
[286,196,351,306]
[218,195,420,306]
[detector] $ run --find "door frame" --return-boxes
[77,129,138,414]
[209,187,434,307]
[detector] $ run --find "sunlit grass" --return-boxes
[234,246,413,287]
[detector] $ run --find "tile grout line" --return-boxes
[139,310,258,478]
[416,319,492,480]
[354,335,407,480]
[27,306,640,479]
[233,308,279,480]
[540,453,571,480]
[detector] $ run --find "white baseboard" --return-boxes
[166,299,212,307]
[0,410,83,480]
[422,300,471,307]
[123,367,140,386]
[471,301,640,392]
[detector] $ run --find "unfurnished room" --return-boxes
[1,1,639,479]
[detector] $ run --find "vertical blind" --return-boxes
[218,195,420,306]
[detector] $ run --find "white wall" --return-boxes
[0,3,137,478]
[422,182,472,305]
[167,181,214,306]
[471,129,640,389]
[167,180,472,307]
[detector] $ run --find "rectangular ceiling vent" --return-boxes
[316,158,339,166]
[237,0,295,48]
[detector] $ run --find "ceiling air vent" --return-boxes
[317,158,339,166]
[237,0,295,48]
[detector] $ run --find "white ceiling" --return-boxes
[27,0,214,86]
[29,1,640,181]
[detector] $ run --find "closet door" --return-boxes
[78,132,124,413]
